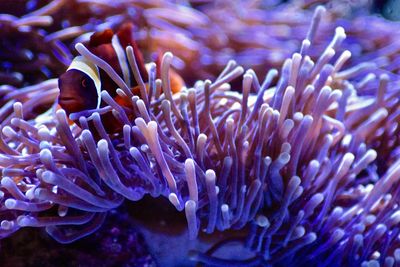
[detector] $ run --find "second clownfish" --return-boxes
[58,23,184,133]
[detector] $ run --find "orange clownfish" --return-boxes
[58,23,184,132]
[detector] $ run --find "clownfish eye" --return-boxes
[81,78,88,88]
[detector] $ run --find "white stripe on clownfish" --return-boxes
[67,56,102,109]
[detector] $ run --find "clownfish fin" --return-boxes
[114,93,132,108]
[116,23,134,48]
[89,29,114,47]
[169,69,184,94]
[117,23,149,82]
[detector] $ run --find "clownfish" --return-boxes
[58,23,184,132]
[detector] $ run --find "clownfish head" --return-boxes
[58,56,102,115]
[58,70,97,114]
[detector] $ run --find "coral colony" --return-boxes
[1,1,400,266]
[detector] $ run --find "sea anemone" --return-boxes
[3,0,399,86]
[1,2,400,267]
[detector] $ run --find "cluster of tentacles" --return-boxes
[0,5,400,266]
